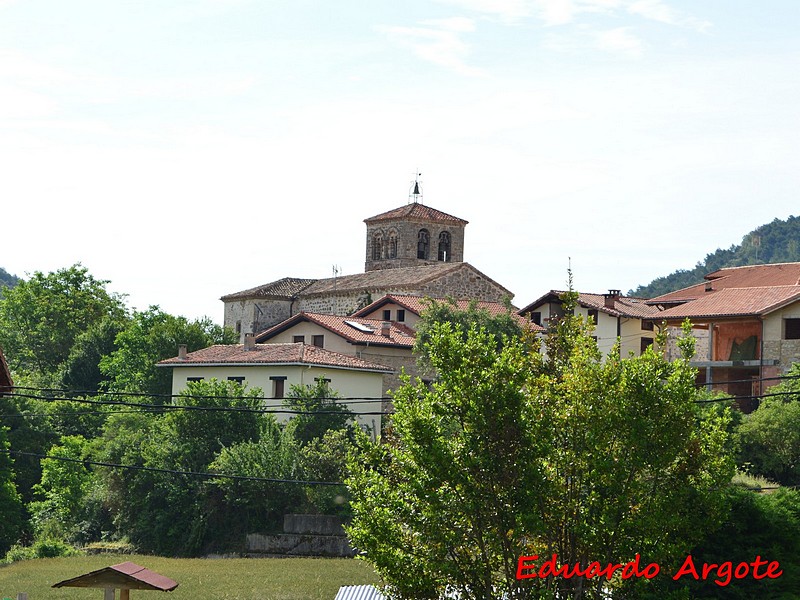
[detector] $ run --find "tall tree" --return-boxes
[0,425,24,554]
[0,264,125,377]
[100,306,237,397]
[346,291,734,600]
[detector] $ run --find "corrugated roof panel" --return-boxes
[335,584,385,600]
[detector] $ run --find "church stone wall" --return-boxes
[224,298,296,341]
[366,219,465,271]
[420,268,510,303]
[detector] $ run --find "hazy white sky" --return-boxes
[2,1,799,322]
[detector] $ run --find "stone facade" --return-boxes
[365,218,465,271]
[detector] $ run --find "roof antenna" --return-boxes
[332,264,340,291]
[409,171,423,205]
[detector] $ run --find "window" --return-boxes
[270,376,287,399]
[227,376,245,384]
[530,311,542,326]
[293,335,305,344]
[417,229,430,259]
[387,231,398,259]
[235,321,241,334]
[372,233,383,260]
[641,337,654,353]
[383,309,391,321]
[397,309,406,322]
[587,309,598,324]
[786,318,800,340]
[187,376,204,383]
[641,320,654,331]
[437,231,451,261]
[312,334,324,348]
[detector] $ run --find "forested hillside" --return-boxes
[631,215,800,298]
[0,267,19,295]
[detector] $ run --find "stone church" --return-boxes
[221,196,514,339]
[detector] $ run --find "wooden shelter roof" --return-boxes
[52,561,178,592]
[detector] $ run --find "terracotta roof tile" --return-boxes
[653,285,800,320]
[649,263,800,304]
[257,313,416,348]
[364,202,468,225]
[157,342,393,372]
[520,291,662,320]
[220,277,316,301]
[352,294,544,331]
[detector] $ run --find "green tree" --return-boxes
[60,314,129,392]
[96,379,264,555]
[346,292,733,600]
[0,426,24,554]
[284,379,354,446]
[27,435,92,542]
[0,264,125,377]
[100,306,237,397]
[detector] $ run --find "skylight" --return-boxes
[345,320,374,334]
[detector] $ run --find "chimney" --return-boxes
[705,281,713,292]
[244,332,256,350]
[380,321,391,337]
[604,289,620,309]
[178,344,187,360]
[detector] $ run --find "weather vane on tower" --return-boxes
[409,171,423,205]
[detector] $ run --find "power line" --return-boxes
[0,449,345,486]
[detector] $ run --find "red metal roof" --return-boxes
[52,561,178,592]
[157,342,393,372]
[364,202,468,225]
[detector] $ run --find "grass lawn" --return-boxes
[0,554,380,600]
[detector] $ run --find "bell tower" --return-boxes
[363,179,468,272]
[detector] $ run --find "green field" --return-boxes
[0,554,380,600]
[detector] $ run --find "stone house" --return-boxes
[644,262,800,410]
[156,337,391,437]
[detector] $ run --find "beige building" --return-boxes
[157,338,391,437]
[518,290,663,358]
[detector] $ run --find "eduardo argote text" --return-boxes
[516,553,782,587]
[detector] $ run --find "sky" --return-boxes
[2,0,799,323]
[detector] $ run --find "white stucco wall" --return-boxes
[166,364,385,437]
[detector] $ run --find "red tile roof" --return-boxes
[649,263,800,304]
[352,294,544,331]
[52,562,178,592]
[520,291,662,320]
[157,342,393,372]
[653,285,800,320]
[364,202,468,225]
[256,313,416,348]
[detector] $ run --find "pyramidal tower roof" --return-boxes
[364,202,468,225]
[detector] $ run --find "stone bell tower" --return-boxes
[363,180,468,272]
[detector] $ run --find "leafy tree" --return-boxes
[297,428,353,516]
[346,291,734,600]
[100,306,237,397]
[284,379,354,446]
[0,264,125,377]
[27,435,92,542]
[96,379,264,555]
[61,314,129,392]
[737,396,800,486]
[0,425,24,554]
